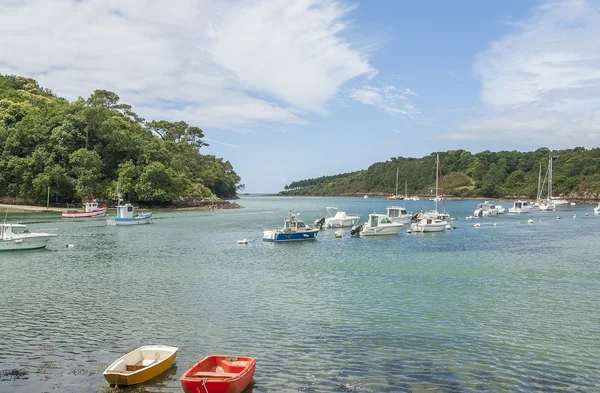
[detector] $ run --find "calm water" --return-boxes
[1,196,600,393]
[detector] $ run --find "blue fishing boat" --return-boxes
[106,195,153,226]
[263,212,319,242]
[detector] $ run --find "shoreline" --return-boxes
[0,201,244,213]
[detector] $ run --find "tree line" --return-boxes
[280,148,600,200]
[0,74,243,206]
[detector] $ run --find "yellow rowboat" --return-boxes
[103,345,178,386]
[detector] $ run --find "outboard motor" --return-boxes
[350,224,362,237]
[314,217,325,229]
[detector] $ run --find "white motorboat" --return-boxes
[351,214,403,236]
[594,202,600,215]
[322,207,360,228]
[0,223,57,251]
[508,200,532,214]
[386,206,413,225]
[411,216,447,232]
[474,201,500,217]
[495,205,506,214]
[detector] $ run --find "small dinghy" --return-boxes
[103,345,178,386]
[180,355,256,393]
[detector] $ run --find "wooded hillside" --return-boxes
[0,74,243,206]
[280,148,600,200]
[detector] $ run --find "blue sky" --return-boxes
[1,0,599,192]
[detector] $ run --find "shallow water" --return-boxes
[1,196,599,392]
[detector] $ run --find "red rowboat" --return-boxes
[180,355,256,393]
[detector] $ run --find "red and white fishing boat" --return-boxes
[62,195,107,219]
[180,355,256,393]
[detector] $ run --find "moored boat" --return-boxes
[180,355,256,393]
[321,207,360,228]
[410,216,447,232]
[106,195,153,226]
[594,202,600,215]
[0,223,57,251]
[474,201,499,217]
[62,195,107,219]
[103,345,178,386]
[351,213,403,236]
[263,212,319,242]
[508,200,532,214]
[386,206,412,225]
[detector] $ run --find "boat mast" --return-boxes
[435,153,439,212]
[548,156,553,200]
[537,162,542,202]
[395,167,399,197]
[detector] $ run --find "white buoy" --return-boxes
[466,216,473,220]
[573,214,577,219]
[570,202,576,206]
[586,213,589,216]
[556,216,561,220]
[445,224,451,230]
[65,244,75,248]
[527,219,533,224]
[334,232,342,238]
[237,239,248,244]
[493,223,498,226]
[406,229,412,234]
[473,223,480,228]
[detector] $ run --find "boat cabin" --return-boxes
[282,217,308,232]
[0,224,30,238]
[368,214,393,227]
[513,201,530,209]
[386,206,409,218]
[84,199,100,212]
[116,203,137,219]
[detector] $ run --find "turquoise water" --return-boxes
[1,196,599,393]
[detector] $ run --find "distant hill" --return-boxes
[279,148,600,201]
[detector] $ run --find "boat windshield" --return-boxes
[380,217,392,224]
[296,221,306,228]
[11,226,30,234]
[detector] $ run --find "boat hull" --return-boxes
[263,229,319,242]
[360,225,403,236]
[180,355,256,393]
[0,235,56,251]
[103,345,178,386]
[106,213,153,226]
[325,218,359,228]
[62,207,108,219]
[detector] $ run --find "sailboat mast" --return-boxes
[537,162,542,201]
[548,156,553,200]
[395,167,399,197]
[435,153,439,212]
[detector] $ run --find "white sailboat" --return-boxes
[411,153,448,232]
[387,168,403,200]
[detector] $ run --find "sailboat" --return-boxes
[411,154,449,232]
[387,168,404,200]
[538,157,555,211]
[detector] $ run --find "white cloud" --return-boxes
[0,0,374,130]
[349,84,419,116]
[458,0,600,146]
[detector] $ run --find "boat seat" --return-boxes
[193,371,239,378]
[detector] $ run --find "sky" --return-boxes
[1,0,599,192]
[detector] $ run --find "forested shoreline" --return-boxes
[280,149,600,201]
[0,74,243,207]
